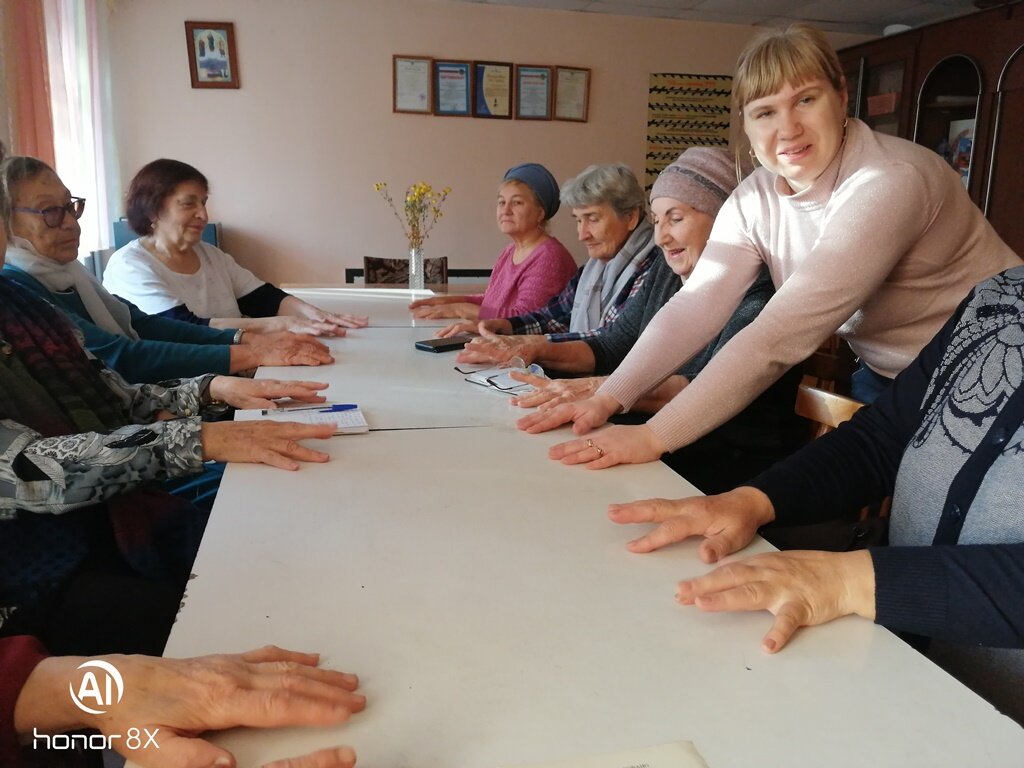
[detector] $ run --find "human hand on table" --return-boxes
[242,332,335,367]
[436,317,510,339]
[208,377,328,410]
[515,392,620,435]
[201,421,334,470]
[14,645,364,768]
[608,486,776,560]
[546,423,667,469]
[673,549,876,652]
[409,297,480,321]
[608,486,876,651]
[455,330,546,366]
[509,373,603,409]
[303,305,368,330]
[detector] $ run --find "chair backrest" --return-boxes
[363,256,448,285]
[794,384,864,440]
[111,219,220,249]
[801,335,858,395]
[794,384,889,519]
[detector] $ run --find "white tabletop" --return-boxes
[169,432,1024,768]
[287,287,458,328]
[166,291,1024,767]
[249,327,514,430]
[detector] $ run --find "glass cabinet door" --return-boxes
[914,55,982,189]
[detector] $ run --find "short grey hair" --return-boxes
[0,156,54,231]
[560,163,646,219]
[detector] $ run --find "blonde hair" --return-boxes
[732,24,844,112]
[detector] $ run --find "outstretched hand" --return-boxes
[208,378,328,410]
[608,486,776,561]
[201,420,335,470]
[509,373,602,409]
[16,645,364,768]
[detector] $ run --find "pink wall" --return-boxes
[107,0,865,283]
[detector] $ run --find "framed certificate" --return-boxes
[393,55,433,114]
[433,60,473,117]
[473,60,513,119]
[554,66,590,122]
[515,65,553,120]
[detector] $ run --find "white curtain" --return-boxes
[42,0,120,252]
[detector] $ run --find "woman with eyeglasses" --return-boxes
[1,156,336,382]
[103,158,368,336]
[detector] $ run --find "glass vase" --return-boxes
[408,246,425,290]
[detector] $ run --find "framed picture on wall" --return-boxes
[554,66,590,122]
[184,21,240,89]
[393,55,433,114]
[515,65,553,120]
[473,61,513,119]
[433,60,473,116]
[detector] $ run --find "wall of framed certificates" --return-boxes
[393,55,590,122]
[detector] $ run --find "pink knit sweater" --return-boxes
[600,119,1022,451]
[466,237,577,319]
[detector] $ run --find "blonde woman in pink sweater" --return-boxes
[520,24,1021,469]
[408,163,576,321]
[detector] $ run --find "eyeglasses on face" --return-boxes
[13,197,86,228]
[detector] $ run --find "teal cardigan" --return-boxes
[3,266,237,383]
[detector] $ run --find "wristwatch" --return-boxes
[232,329,245,344]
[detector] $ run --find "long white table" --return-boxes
[252,326,515,430]
[285,287,460,328]
[165,291,1024,767]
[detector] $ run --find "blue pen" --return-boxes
[261,403,358,415]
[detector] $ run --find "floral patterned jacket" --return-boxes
[0,324,212,519]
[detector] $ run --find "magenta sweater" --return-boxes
[599,119,1022,452]
[467,237,578,319]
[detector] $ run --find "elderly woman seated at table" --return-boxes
[611,265,1024,724]
[408,162,577,321]
[464,148,802,492]
[102,158,368,336]
[1,156,334,382]
[0,145,337,658]
[436,163,658,343]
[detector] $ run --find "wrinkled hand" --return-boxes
[436,317,509,339]
[516,392,620,435]
[547,423,667,469]
[411,302,480,320]
[436,320,478,338]
[455,330,545,366]
[608,486,776,562]
[201,421,334,470]
[408,296,460,310]
[23,645,364,768]
[246,332,335,367]
[510,373,602,409]
[208,377,328,410]
[676,549,876,653]
[304,307,368,331]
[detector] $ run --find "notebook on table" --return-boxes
[262,403,369,434]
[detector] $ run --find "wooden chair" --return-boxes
[800,335,857,395]
[794,384,865,440]
[363,256,448,285]
[794,384,890,518]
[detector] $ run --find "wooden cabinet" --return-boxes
[838,2,1024,255]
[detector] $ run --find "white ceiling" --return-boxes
[452,0,985,35]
